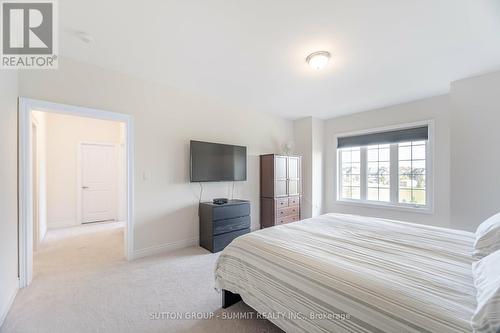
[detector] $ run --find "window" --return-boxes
[337,125,431,210]
[367,144,391,202]
[398,141,426,205]
[340,147,360,199]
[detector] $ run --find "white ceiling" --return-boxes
[60,0,500,119]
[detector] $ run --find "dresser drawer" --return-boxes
[213,216,250,235]
[288,196,300,206]
[213,203,250,221]
[213,228,250,252]
[275,197,288,208]
[276,214,300,225]
[276,206,299,218]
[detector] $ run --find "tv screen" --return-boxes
[190,141,247,182]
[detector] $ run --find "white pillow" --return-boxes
[474,212,500,258]
[472,249,500,333]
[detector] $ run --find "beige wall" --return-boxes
[293,118,313,219]
[293,117,325,218]
[19,57,294,252]
[42,113,123,228]
[324,95,452,228]
[311,118,325,217]
[0,71,18,325]
[450,71,500,231]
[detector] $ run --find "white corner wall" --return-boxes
[293,118,313,219]
[43,112,123,228]
[293,117,325,219]
[324,95,451,228]
[311,118,325,217]
[450,71,500,231]
[0,71,19,326]
[19,57,294,253]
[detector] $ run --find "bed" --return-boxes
[214,213,477,333]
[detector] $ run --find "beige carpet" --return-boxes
[1,222,282,333]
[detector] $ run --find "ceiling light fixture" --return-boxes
[306,51,331,70]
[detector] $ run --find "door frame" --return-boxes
[77,141,120,225]
[18,97,135,288]
[31,117,40,251]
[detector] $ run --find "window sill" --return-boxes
[335,199,434,215]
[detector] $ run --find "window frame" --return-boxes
[339,147,362,200]
[335,120,434,214]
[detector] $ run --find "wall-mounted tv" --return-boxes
[190,140,247,182]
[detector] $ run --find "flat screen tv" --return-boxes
[190,140,247,182]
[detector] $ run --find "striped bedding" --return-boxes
[214,213,477,333]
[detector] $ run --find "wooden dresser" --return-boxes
[260,154,301,228]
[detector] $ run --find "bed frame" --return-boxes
[222,289,242,308]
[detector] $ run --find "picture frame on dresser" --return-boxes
[260,154,302,228]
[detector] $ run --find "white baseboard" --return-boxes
[132,237,199,260]
[47,221,79,229]
[0,281,18,328]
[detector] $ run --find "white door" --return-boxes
[81,143,117,223]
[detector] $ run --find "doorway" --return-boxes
[18,98,134,288]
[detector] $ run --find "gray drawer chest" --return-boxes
[199,200,251,253]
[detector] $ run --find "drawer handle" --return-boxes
[280,211,283,214]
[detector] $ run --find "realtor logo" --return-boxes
[1,0,57,68]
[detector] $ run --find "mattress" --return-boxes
[214,213,477,333]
